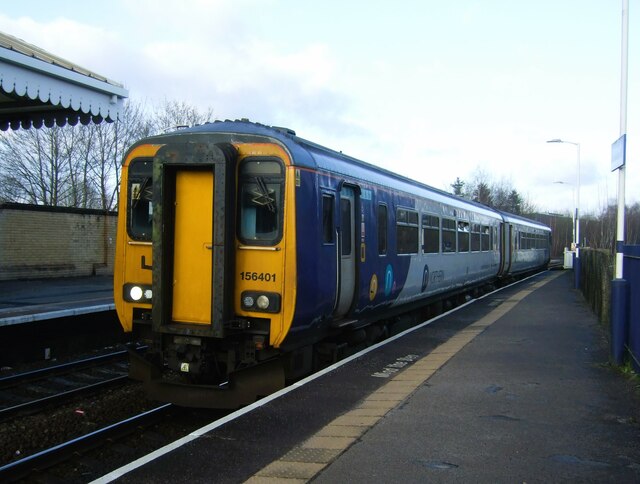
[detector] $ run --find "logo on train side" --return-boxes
[369,274,378,301]
[422,265,429,292]
[384,264,394,296]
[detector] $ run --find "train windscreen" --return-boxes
[238,158,284,245]
[128,159,153,241]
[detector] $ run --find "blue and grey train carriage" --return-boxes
[114,120,551,408]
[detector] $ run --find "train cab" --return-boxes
[114,132,299,407]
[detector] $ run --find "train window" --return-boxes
[378,204,388,255]
[458,221,470,252]
[481,226,490,251]
[396,208,418,254]
[422,214,439,254]
[322,195,334,244]
[238,158,284,245]
[442,218,457,253]
[471,223,481,252]
[341,198,352,255]
[540,234,547,249]
[128,159,153,241]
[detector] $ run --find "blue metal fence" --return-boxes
[625,245,640,371]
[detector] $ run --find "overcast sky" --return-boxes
[1,0,638,215]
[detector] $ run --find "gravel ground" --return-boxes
[0,382,156,466]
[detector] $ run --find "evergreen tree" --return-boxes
[451,177,465,196]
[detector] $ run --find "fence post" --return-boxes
[610,278,629,365]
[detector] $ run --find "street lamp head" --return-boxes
[547,138,579,147]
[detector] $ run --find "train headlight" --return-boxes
[256,294,270,311]
[241,291,281,313]
[256,295,270,309]
[123,283,152,303]
[130,286,143,301]
[243,295,255,307]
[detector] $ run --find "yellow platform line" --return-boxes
[245,271,562,484]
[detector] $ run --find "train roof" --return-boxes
[143,120,547,228]
[497,210,551,232]
[156,120,498,217]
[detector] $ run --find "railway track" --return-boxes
[0,404,173,482]
[0,350,134,420]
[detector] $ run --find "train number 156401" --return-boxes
[239,271,276,282]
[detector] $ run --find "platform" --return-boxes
[0,276,114,326]
[96,270,640,483]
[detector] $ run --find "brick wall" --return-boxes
[0,203,117,281]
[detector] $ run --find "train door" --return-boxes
[172,170,213,324]
[153,142,235,339]
[499,223,514,275]
[335,185,357,318]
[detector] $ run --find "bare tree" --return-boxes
[0,100,153,210]
[627,202,640,245]
[150,99,215,135]
[81,100,152,210]
[0,127,74,206]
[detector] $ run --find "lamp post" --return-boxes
[547,139,581,288]
[553,180,576,269]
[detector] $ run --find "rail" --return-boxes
[0,348,145,420]
[0,404,172,482]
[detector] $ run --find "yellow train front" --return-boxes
[114,122,299,408]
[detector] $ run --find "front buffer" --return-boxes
[129,350,284,409]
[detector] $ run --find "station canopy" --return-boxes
[0,31,128,131]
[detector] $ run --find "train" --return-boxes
[113,120,551,408]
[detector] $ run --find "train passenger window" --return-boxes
[481,226,490,251]
[238,158,284,245]
[322,195,334,244]
[378,204,387,255]
[396,208,418,254]
[458,221,470,252]
[128,159,153,241]
[341,198,352,255]
[539,234,546,249]
[442,218,457,253]
[422,214,439,254]
[471,223,481,252]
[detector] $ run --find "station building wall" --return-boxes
[0,203,117,281]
